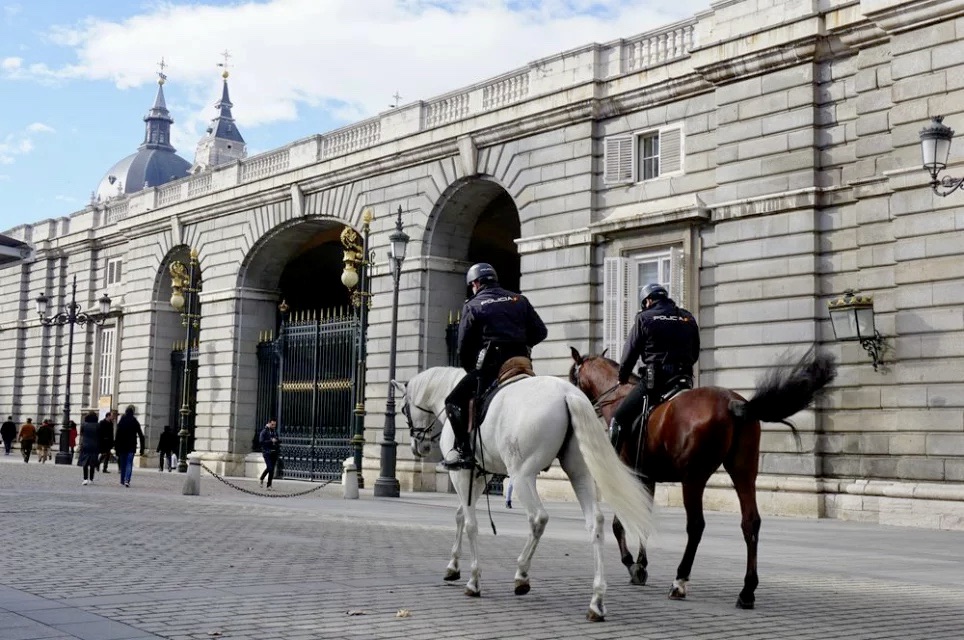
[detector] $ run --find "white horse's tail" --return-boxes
[565,392,655,544]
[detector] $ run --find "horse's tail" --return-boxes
[730,346,837,447]
[565,392,655,543]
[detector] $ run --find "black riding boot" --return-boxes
[442,404,475,470]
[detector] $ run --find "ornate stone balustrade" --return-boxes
[157,182,183,207]
[104,200,128,225]
[187,173,212,198]
[622,23,696,72]
[482,72,530,110]
[424,92,470,128]
[239,149,291,182]
[322,121,381,159]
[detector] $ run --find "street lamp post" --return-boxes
[168,249,202,473]
[919,115,963,197]
[341,209,373,487]
[373,206,409,498]
[35,275,111,465]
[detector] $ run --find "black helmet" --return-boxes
[466,263,498,286]
[639,283,668,307]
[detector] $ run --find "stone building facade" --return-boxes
[1,0,962,529]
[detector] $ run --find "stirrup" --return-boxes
[442,448,475,470]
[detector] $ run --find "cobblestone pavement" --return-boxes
[1,454,963,640]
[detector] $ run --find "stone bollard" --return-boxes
[182,453,201,496]
[342,458,359,500]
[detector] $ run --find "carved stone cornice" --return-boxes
[862,0,964,35]
[695,36,820,85]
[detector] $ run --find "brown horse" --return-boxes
[569,346,836,609]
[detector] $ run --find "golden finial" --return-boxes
[217,49,231,79]
[362,208,374,225]
[189,247,199,260]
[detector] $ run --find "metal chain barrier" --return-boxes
[199,462,336,498]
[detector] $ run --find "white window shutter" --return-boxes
[604,137,634,184]
[115,259,122,283]
[603,256,632,361]
[660,128,682,174]
[670,245,685,306]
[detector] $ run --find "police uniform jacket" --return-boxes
[458,284,547,372]
[618,297,700,384]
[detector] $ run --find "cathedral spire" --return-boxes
[141,58,176,152]
[193,51,247,171]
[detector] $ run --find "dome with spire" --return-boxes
[95,70,191,202]
[193,65,247,172]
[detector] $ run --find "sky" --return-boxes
[0,0,709,232]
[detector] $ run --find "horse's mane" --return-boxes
[407,366,465,408]
[572,354,640,385]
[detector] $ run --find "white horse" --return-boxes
[395,366,655,621]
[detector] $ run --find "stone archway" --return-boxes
[146,245,194,452]
[236,217,360,481]
[423,176,521,367]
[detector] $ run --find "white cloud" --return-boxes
[0,174,10,181]
[0,122,55,164]
[54,194,78,202]
[4,0,707,145]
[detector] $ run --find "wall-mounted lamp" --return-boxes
[919,115,963,197]
[828,289,885,371]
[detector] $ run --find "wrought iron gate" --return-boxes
[256,310,358,481]
[169,340,198,454]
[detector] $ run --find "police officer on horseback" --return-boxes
[443,263,548,469]
[609,283,700,448]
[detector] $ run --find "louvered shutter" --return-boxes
[659,128,682,175]
[670,245,685,306]
[604,137,634,184]
[603,256,632,361]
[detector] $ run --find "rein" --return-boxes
[402,398,445,444]
[572,361,625,415]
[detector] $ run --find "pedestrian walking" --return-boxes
[259,419,280,490]
[78,412,100,485]
[114,405,144,487]
[68,421,77,455]
[156,425,177,472]
[1,416,16,455]
[17,418,36,463]
[36,419,55,463]
[97,411,115,473]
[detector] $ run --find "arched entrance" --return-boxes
[239,218,360,481]
[424,177,521,367]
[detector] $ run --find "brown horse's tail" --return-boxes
[730,346,837,447]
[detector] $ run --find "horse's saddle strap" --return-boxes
[497,356,535,385]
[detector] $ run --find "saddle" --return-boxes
[630,376,694,436]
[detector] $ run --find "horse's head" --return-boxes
[568,346,620,402]
[393,377,443,458]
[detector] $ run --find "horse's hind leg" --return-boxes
[444,504,465,581]
[669,480,706,600]
[510,474,549,598]
[561,451,607,622]
[615,481,655,585]
[728,466,761,609]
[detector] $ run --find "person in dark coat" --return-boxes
[114,405,145,487]
[1,416,16,455]
[156,425,177,472]
[609,283,701,448]
[97,411,115,473]
[36,419,55,463]
[79,412,100,485]
[259,419,280,490]
[443,262,547,469]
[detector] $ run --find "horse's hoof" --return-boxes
[668,587,686,600]
[629,563,647,586]
[464,588,481,598]
[736,596,755,610]
[514,580,531,596]
[586,609,605,622]
[443,569,461,581]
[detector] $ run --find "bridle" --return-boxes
[401,392,446,445]
[572,360,624,413]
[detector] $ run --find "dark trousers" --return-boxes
[99,451,112,472]
[21,441,33,462]
[83,463,97,481]
[260,452,277,487]
[613,381,652,428]
[2,436,11,454]
[158,452,174,471]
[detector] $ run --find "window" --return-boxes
[603,125,684,184]
[98,326,116,398]
[105,258,123,286]
[603,246,685,361]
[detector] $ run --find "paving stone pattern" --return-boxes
[1,457,963,639]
